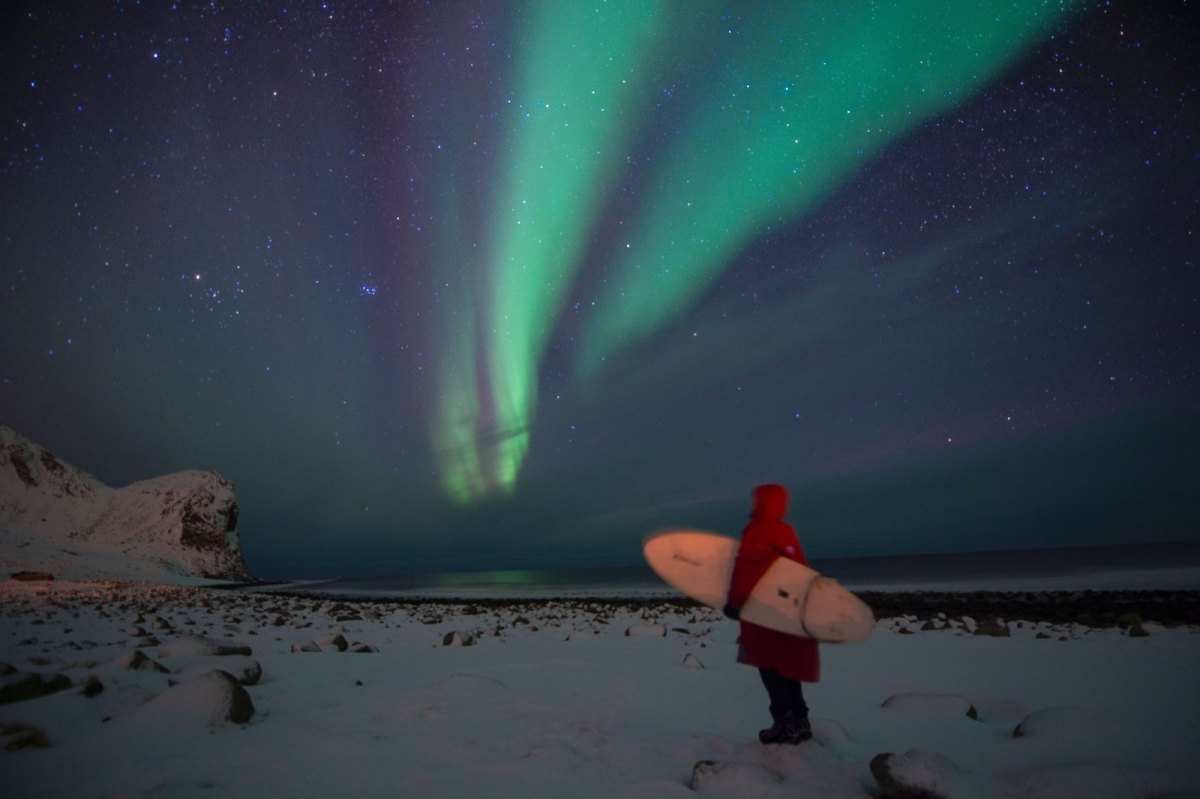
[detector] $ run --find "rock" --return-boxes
[347,643,378,653]
[313,633,349,652]
[112,650,170,674]
[442,631,475,647]
[138,669,254,726]
[1116,612,1143,628]
[2,722,52,750]
[80,676,104,697]
[291,640,322,653]
[0,671,71,704]
[624,624,667,637]
[881,693,978,720]
[920,619,944,631]
[689,759,782,791]
[682,653,704,669]
[972,618,1011,637]
[564,628,598,641]
[225,658,263,686]
[689,760,720,790]
[11,571,54,582]
[870,749,957,799]
[1013,706,1115,739]
[177,656,262,686]
[159,635,251,658]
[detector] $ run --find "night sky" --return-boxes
[2,1,1197,579]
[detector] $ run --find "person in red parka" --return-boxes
[723,484,819,744]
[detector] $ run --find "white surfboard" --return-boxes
[643,529,874,642]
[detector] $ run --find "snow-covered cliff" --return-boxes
[0,426,250,581]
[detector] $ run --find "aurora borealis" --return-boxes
[434,3,668,501]
[439,1,1073,502]
[2,2,1197,578]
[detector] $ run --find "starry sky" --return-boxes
[1,1,1197,579]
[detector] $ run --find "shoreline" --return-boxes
[256,587,1200,627]
[8,578,1200,628]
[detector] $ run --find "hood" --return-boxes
[751,484,789,520]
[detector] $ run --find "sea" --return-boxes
[274,541,1200,600]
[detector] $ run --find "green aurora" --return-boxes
[430,1,1076,502]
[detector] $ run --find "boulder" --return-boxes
[11,571,54,582]
[0,671,71,704]
[1013,706,1114,739]
[870,749,958,799]
[159,635,251,658]
[624,624,667,638]
[176,656,261,686]
[1116,612,1143,628]
[689,760,722,790]
[442,631,475,647]
[138,669,254,726]
[881,693,978,720]
[2,722,52,750]
[690,759,782,792]
[682,653,704,669]
[972,618,1011,637]
[112,650,170,674]
[313,633,348,652]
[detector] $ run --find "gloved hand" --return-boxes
[722,603,741,621]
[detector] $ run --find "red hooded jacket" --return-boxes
[727,484,820,682]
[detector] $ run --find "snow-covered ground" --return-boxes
[2,579,1197,798]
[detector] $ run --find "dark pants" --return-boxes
[759,667,808,722]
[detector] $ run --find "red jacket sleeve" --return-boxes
[728,520,805,608]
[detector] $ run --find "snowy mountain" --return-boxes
[0,426,250,581]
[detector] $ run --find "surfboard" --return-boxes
[643,529,874,642]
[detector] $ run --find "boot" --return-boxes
[785,715,813,744]
[758,714,790,744]
[759,712,812,744]
[759,713,813,745]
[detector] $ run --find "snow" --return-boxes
[1,578,1197,798]
[0,426,247,581]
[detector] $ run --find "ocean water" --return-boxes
[286,541,1200,599]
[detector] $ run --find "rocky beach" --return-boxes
[3,577,1198,797]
